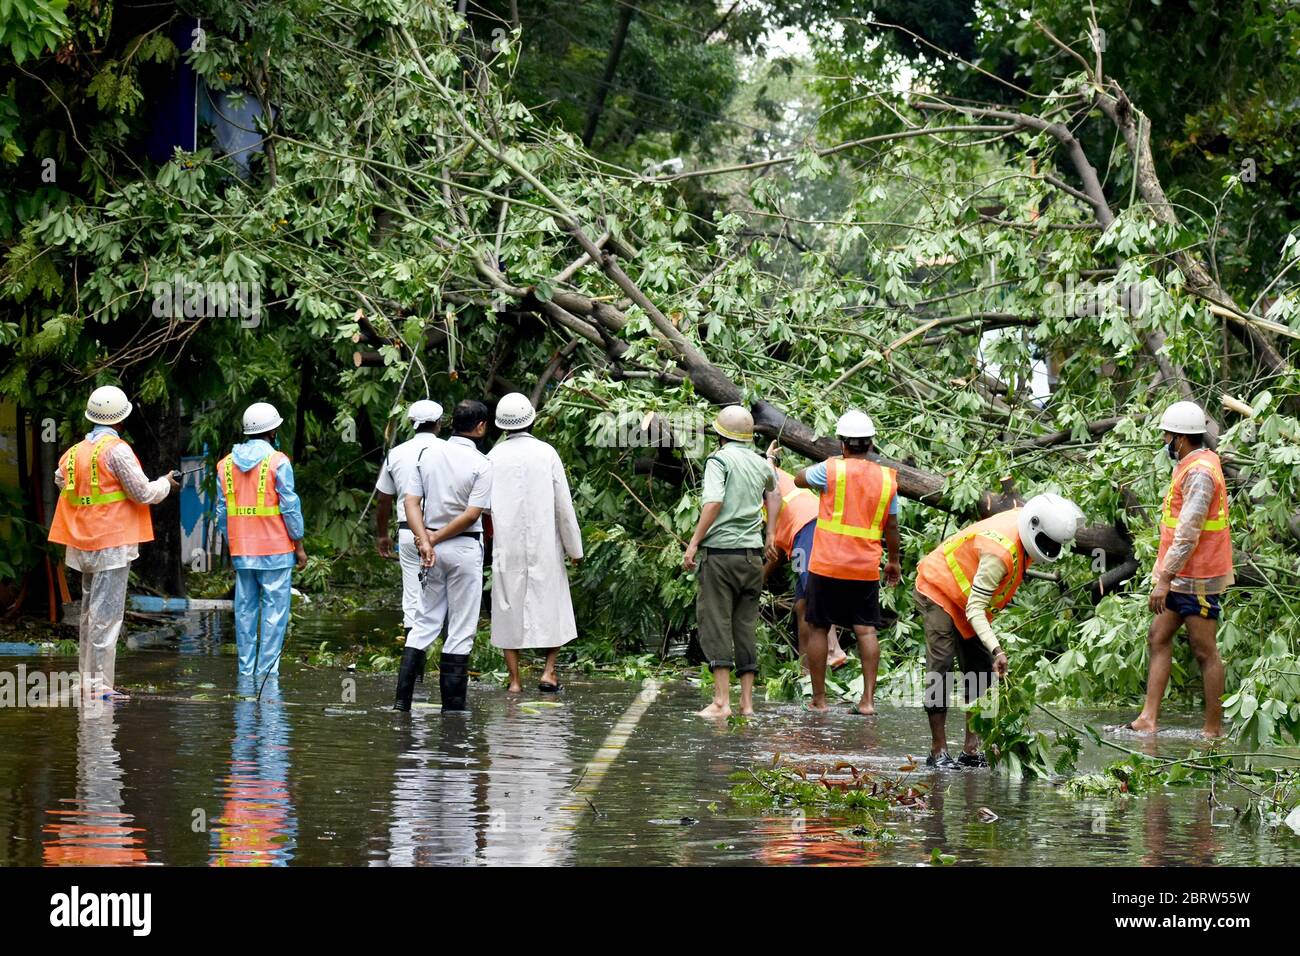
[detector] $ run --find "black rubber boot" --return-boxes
[393,646,426,712]
[401,628,425,683]
[439,652,470,712]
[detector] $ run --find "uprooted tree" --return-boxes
[3,2,1299,745]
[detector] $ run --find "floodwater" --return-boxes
[1,611,1297,866]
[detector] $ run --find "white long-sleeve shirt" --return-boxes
[1153,469,1235,594]
[963,552,1007,654]
[53,426,172,572]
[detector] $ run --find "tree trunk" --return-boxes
[130,395,185,596]
[581,4,635,148]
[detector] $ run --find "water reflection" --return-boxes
[42,706,148,866]
[209,676,297,866]
[381,714,480,865]
[478,699,575,865]
[378,696,577,866]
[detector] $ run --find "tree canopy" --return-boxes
[2,0,1299,747]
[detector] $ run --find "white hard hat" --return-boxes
[835,410,876,439]
[242,401,284,435]
[85,386,132,425]
[713,405,754,442]
[1158,400,1207,435]
[408,399,443,424]
[1018,493,1084,564]
[495,392,536,430]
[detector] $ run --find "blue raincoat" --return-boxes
[215,440,304,678]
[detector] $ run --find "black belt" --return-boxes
[399,523,479,540]
[703,546,762,556]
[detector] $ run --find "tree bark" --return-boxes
[581,4,635,148]
[130,395,185,596]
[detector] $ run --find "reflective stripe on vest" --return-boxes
[944,528,1021,605]
[815,459,894,541]
[224,456,282,517]
[63,435,128,507]
[1161,456,1228,531]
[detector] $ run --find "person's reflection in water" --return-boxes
[479,697,575,865]
[43,704,148,865]
[381,710,479,865]
[209,675,297,866]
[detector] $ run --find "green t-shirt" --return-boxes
[700,440,776,549]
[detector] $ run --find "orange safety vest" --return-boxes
[916,509,1026,639]
[808,457,896,581]
[1157,448,1232,579]
[765,468,820,558]
[48,435,153,551]
[220,451,293,556]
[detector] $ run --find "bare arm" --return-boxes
[883,511,901,585]
[375,492,394,557]
[683,501,723,571]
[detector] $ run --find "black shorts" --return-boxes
[804,573,882,629]
[1167,591,1222,621]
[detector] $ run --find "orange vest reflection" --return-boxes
[43,712,148,866]
[210,688,296,866]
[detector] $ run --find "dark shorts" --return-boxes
[916,589,994,714]
[1167,591,1222,621]
[805,573,882,629]
[789,519,816,602]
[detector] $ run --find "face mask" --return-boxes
[1166,437,1179,461]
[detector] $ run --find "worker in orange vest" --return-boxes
[48,386,179,701]
[762,445,848,679]
[216,403,307,680]
[915,493,1082,768]
[793,411,901,714]
[1127,401,1233,737]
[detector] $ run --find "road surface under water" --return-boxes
[1,610,1297,866]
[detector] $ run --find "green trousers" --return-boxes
[696,548,763,675]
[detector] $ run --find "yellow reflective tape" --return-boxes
[64,436,127,506]
[225,455,282,518]
[1161,459,1229,531]
[943,528,1018,602]
[943,534,975,594]
[814,460,889,540]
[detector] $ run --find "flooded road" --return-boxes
[2,611,1297,866]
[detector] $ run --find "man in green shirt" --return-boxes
[683,406,779,718]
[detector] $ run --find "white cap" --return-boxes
[1158,401,1208,435]
[835,410,876,439]
[408,399,443,424]
[495,392,536,430]
[242,402,284,435]
[85,386,132,425]
[1018,493,1084,564]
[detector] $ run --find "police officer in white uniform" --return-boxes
[375,399,444,685]
[396,400,493,712]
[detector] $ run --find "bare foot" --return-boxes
[1125,716,1157,734]
[1201,725,1225,739]
[805,698,830,713]
[506,681,522,693]
[827,649,848,669]
[849,701,876,716]
[696,701,731,719]
[739,704,755,717]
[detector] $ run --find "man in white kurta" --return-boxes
[486,393,583,693]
